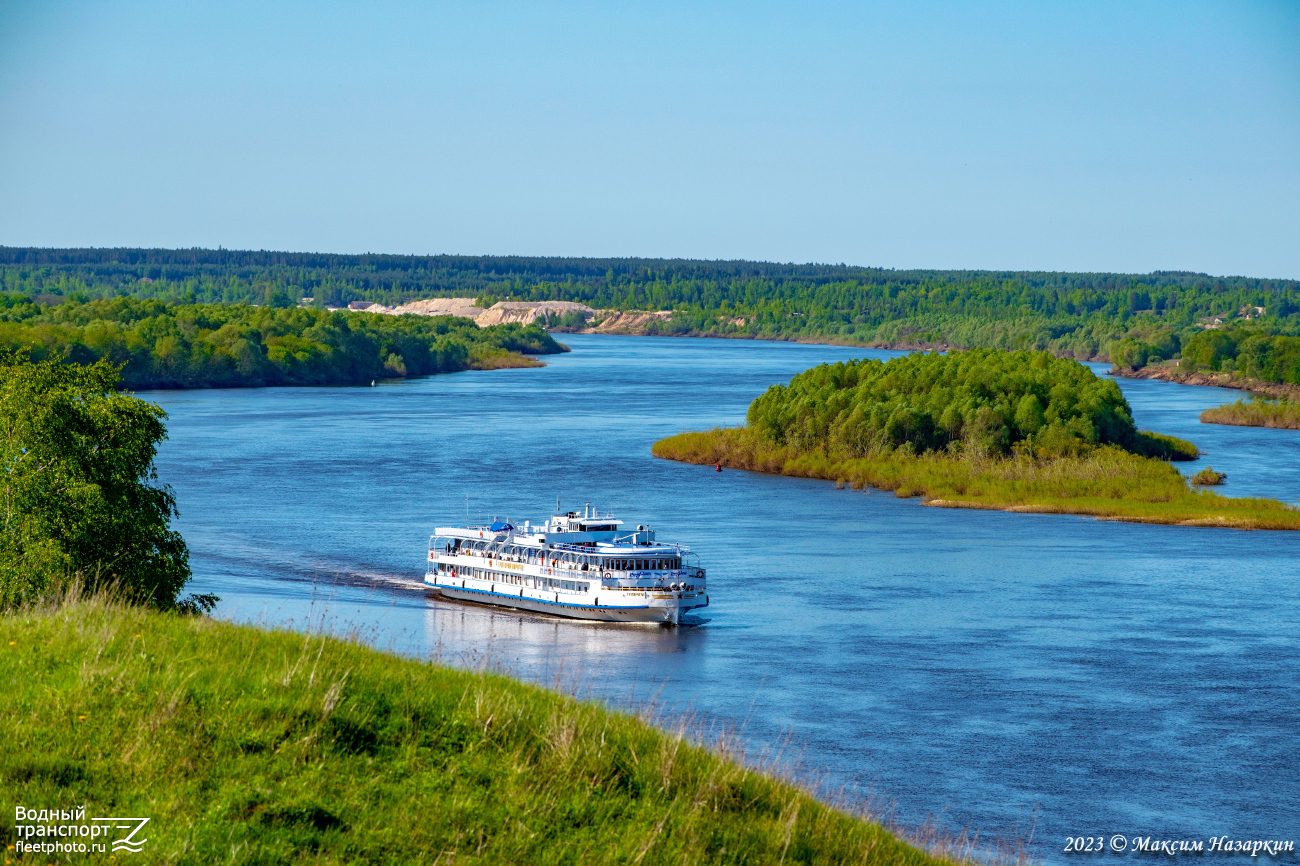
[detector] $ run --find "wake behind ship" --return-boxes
[426,505,708,624]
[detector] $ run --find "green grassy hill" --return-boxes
[0,593,948,865]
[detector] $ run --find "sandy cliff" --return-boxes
[341,297,683,334]
[582,310,675,333]
[473,301,596,327]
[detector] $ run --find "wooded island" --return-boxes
[654,350,1300,530]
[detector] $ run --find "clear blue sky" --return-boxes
[2,1,1297,277]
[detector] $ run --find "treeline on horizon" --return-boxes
[0,294,563,389]
[5,246,1300,379]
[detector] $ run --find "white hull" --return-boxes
[427,576,704,624]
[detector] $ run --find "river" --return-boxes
[149,334,1299,862]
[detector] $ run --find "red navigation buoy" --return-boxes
[715,463,722,472]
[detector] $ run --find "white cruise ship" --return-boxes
[425,504,708,624]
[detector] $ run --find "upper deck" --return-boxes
[434,504,680,553]
[429,504,703,589]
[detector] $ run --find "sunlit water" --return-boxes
[149,335,1299,862]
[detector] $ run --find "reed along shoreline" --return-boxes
[653,427,1300,531]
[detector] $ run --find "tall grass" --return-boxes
[653,428,1300,530]
[0,587,963,865]
[1200,398,1300,430]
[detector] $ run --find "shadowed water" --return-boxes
[149,335,1299,862]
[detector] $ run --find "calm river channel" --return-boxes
[149,334,1299,862]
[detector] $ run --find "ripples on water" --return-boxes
[149,335,1299,863]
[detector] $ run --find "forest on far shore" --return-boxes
[0,294,563,389]
[4,247,1300,383]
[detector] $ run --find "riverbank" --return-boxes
[1110,362,1300,401]
[552,321,971,355]
[1,592,949,865]
[653,427,1300,530]
[1201,398,1300,430]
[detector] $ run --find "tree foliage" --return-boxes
[0,352,190,607]
[0,297,563,389]
[745,350,1197,461]
[1180,329,1300,383]
[4,248,1299,364]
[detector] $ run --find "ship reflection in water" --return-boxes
[422,590,713,705]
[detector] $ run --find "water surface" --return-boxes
[150,335,1300,862]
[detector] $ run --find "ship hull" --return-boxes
[428,578,702,624]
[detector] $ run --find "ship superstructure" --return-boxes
[425,504,708,624]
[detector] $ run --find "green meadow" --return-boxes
[0,589,954,865]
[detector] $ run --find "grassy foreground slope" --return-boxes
[0,595,944,866]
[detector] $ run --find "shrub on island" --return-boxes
[1191,467,1227,486]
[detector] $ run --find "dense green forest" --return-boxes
[1177,328,1300,383]
[5,247,1300,367]
[744,349,1197,461]
[0,295,563,389]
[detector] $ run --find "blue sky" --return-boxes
[1,1,1297,276]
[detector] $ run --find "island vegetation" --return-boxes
[653,350,1300,530]
[1190,467,1227,486]
[5,247,1300,369]
[0,295,563,389]
[1201,397,1300,430]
